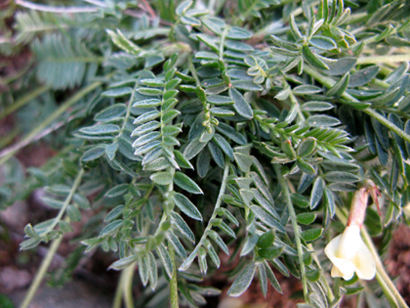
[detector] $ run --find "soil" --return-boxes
[386,224,410,304]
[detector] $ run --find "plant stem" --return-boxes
[0,81,101,167]
[20,232,64,308]
[357,54,410,65]
[274,165,308,301]
[0,85,49,121]
[188,58,200,86]
[168,243,179,308]
[45,169,85,233]
[179,158,230,271]
[303,65,410,144]
[112,269,126,308]
[361,229,409,308]
[122,264,136,308]
[19,168,84,308]
[0,59,34,86]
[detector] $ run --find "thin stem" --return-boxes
[357,54,410,65]
[45,169,85,234]
[20,170,84,308]
[0,128,20,150]
[274,165,308,301]
[117,80,139,138]
[0,85,49,121]
[112,269,125,308]
[165,165,178,308]
[0,59,34,86]
[0,81,101,167]
[169,243,179,308]
[188,58,200,86]
[303,65,410,144]
[20,231,64,308]
[179,158,230,271]
[361,229,408,308]
[122,265,135,308]
[374,272,399,308]
[363,108,410,144]
[15,0,99,13]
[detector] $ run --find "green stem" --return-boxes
[188,58,200,86]
[178,158,230,271]
[303,65,410,144]
[363,108,410,143]
[274,165,308,301]
[112,269,125,308]
[20,170,84,308]
[45,169,85,234]
[118,81,138,137]
[374,272,399,308]
[165,166,178,308]
[122,264,135,308]
[361,229,408,308]
[0,59,34,86]
[0,81,101,167]
[357,54,410,65]
[169,243,179,308]
[20,231,64,308]
[0,128,20,150]
[0,85,49,121]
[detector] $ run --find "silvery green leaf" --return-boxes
[348,66,380,87]
[229,87,253,119]
[99,219,123,237]
[302,101,333,112]
[307,115,341,127]
[170,212,195,243]
[302,45,329,70]
[310,36,337,50]
[150,171,173,185]
[227,263,256,297]
[174,172,203,194]
[156,244,173,278]
[81,146,105,162]
[101,87,132,98]
[108,255,138,270]
[79,124,120,135]
[326,73,349,98]
[213,134,234,160]
[173,192,203,221]
[310,177,325,209]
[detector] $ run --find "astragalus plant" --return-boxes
[1,0,410,307]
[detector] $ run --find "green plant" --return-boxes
[1,0,410,307]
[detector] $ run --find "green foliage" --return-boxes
[2,0,410,307]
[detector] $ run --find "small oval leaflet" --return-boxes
[173,193,203,221]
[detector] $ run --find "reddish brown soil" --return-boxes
[386,224,410,304]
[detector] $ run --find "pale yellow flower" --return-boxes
[324,225,376,280]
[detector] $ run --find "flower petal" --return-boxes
[324,234,341,259]
[328,255,356,280]
[352,237,376,280]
